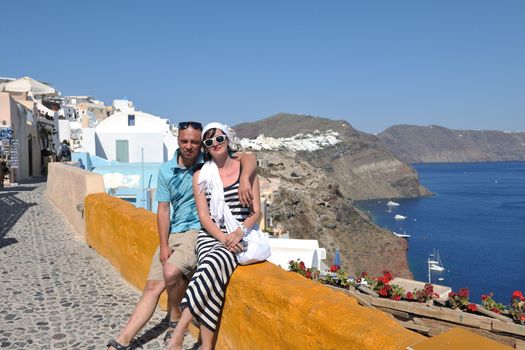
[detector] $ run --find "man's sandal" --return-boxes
[107,339,133,350]
[163,320,179,344]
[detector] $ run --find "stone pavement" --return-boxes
[0,180,198,349]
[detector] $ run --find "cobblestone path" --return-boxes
[0,181,197,349]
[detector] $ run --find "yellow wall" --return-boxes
[216,263,423,350]
[84,193,168,306]
[84,193,512,350]
[47,162,105,237]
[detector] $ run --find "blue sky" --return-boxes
[2,0,524,133]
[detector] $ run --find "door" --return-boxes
[28,138,33,176]
[116,140,129,162]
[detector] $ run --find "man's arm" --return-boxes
[235,152,257,207]
[155,168,172,265]
[157,202,171,265]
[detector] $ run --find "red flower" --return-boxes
[382,271,393,283]
[299,261,306,270]
[512,290,524,301]
[481,294,488,301]
[378,285,392,297]
[305,271,311,279]
[467,303,477,313]
[406,292,414,300]
[491,308,501,314]
[361,272,368,278]
[458,288,469,298]
[392,295,401,301]
[376,275,388,284]
[448,292,456,298]
[521,315,525,321]
[330,265,340,272]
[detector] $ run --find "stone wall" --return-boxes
[46,162,105,237]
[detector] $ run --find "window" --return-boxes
[128,114,135,126]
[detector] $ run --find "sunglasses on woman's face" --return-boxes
[203,135,228,148]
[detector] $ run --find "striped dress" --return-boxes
[180,178,250,331]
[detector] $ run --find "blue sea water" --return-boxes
[356,161,525,304]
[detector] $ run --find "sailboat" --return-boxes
[429,250,445,272]
[427,250,446,283]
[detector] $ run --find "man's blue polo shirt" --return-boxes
[155,150,203,234]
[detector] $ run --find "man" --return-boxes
[108,121,256,350]
[57,140,71,162]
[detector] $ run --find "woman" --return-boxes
[166,122,261,350]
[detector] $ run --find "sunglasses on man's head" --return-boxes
[203,135,228,148]
[178,121,203,130]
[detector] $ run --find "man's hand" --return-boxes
[238,175,253,207]
[225,228,243,250]
[159,244,172,266]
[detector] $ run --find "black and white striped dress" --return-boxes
[180,178,250,331]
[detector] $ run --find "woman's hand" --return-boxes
[228,243,245,254]
[225,228,243,250]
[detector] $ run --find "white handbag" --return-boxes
[236,225,271,265]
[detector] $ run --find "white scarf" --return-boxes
[197,160,240,234]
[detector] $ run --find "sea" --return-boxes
[355,161,525,304]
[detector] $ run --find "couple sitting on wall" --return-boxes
[107,121,261,350]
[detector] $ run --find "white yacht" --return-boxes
[394,214,407,220]
[428,250,445,272]
[393,230,411,239]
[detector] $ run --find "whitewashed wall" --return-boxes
[94,111,177,163]
[96,132,165,163]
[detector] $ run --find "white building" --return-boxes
[0,77,60,182]
[88,100,177,163]
[62,96,108,125]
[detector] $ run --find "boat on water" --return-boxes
[394,214,407,220]
[428,250,445,276]
[393,230,411,238]
[386,200,400,206]
[427,251,446,283]
[430,264,445,272]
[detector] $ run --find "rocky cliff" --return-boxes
[235,113,431,201]
[234,113,429,277]
[257,151,412,278]
[379,125,525,163]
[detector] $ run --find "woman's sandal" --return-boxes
[163,320,179,344]
[107,339,133,350]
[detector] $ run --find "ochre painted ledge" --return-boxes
[84,193,513,349]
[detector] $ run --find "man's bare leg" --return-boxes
[163,263,189,341]
[108,279,166,349]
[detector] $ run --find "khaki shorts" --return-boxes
[147,229,198,281]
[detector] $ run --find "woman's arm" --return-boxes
[225,175,262,250]
[192,170,228,243]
